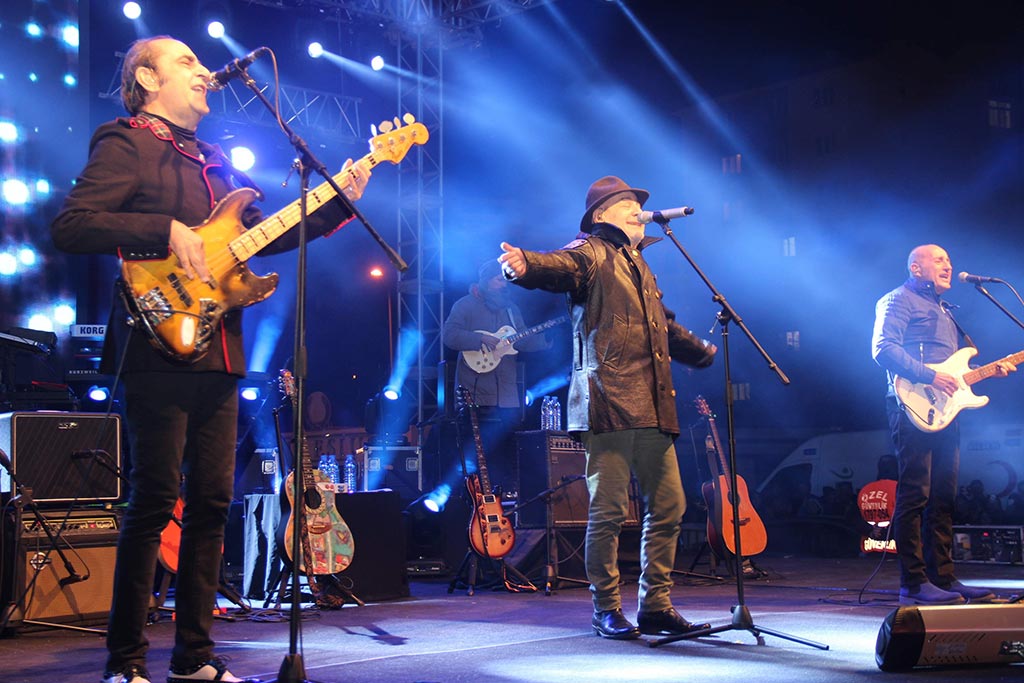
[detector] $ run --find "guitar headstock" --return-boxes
[369,114,429,165]
[456,385,476,413]
[278,369,297,407]
[694,395,712,419]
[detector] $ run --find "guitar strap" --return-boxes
[942,302,976,349]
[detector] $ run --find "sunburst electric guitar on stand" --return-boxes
[457,386,516,559]
[120,116,428,364]
[697,396,767,559]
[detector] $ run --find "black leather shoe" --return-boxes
[592,609,641,639]
[637,607,710,636]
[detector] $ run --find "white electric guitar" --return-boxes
[894,346,1023,432]
[461,315,567,373]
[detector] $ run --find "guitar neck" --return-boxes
[964,349,1024,386]
[708,417,731,480]
[467,408,493,493]
[506,316,567,345]
[227,153,379,263]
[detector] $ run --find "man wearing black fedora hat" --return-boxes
[498,175,717,639]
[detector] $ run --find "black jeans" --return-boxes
[106,372,238,672]
[886,395,959,589]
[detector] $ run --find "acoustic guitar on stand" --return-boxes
[696,396,767,558]
[461,316,567,374]
[277,370,355,578]
[120,116,428,364]
[457,386,516,558]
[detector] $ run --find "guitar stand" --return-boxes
[671,541,724,583]
[265,563,364,611]
[447,549,536,596]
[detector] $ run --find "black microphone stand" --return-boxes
[969,281,1024,332]
[647,216,827,651]
[231,61,406,683]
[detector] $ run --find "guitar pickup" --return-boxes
[924,386,938,405]
[167,272,195,307]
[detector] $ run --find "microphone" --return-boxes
[636,206,695,224]
[958,271,1002,284]
[59,574,86,588]
[207,47,270,92]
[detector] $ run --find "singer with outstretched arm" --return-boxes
[871,244,1014,606]
[498,175,717,640]
[50,36,370,683]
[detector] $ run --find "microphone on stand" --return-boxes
[59,573,87,587]
[958,272,1003,284]
[636,206,695,224]
[207,47,270,91]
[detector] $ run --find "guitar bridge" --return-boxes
[137,287,174,327]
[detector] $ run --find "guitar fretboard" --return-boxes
[964,350,1024,386]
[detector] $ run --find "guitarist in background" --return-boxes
[442,259,552,497]
[51,36,369,683]
[872,244,1014,607]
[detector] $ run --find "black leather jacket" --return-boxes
[511,223,716,435]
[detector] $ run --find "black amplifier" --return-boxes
[952,525,1023,564]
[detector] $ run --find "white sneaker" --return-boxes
[167,657,260,683]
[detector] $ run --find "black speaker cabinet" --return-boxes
[876,603,1024,670]
[516,430,640,529]
[2,508,119,628]
[0,411,121,505]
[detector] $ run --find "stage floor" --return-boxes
[1,553,1021,683]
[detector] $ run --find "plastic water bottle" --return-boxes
[551,396,562,431]
[343,454,357,493]
[540,396,550,430]
[321,454,340,485]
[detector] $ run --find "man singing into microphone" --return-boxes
[51,37,369,683]
[872,244,1015,606]
[498,176,717,639]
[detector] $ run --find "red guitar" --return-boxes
[458,386,515,559]
[697,396,767,558]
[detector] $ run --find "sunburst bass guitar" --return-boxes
[120,116,428,363]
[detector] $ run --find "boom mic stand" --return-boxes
[967,279,1024,332]
[231,54,407,683]
[647,215,827,651]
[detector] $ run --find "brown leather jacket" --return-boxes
[510,224,716,436]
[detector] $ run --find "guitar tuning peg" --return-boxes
[402,113,415,125]
[370,123,378,137]
[393,116,401,128]
[379,120,394,133]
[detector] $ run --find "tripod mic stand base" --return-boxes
[648,604,829,649]
[272,653,323,683]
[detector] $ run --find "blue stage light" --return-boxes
[88,385,111,402]
[25,22,43,38]
[0,121,18,143]
[2,179,29,206]
[17,247,37,266]
[230,146,255,171]
[53,303,76,326]
[64,73,77,87]
[241,386,260,401]
[26,314,54,332]
[371,55,384,71]
[207,21,225,39]
[308,42,324,59]
[61,24,80,48]
[0,253,16,276]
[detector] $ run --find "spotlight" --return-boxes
[382,385,400,401]
[229,146,255,171]
[2,179,29,205]
[26,314,54,332]
[25,22,43,38]
[87,385,111,402]
[425,484,451,513]
[0,253,16,276]
[17,247,36,266]
[370,55,384,71]
[240,386,260,401]
[307,42,324,59]
[53,303,76,326]
[122,2,142,20]
[0,121,18,143]
[63,73,77,88]
[35,179,50,195]
[207,21,225,39]
[61,24,80,48]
